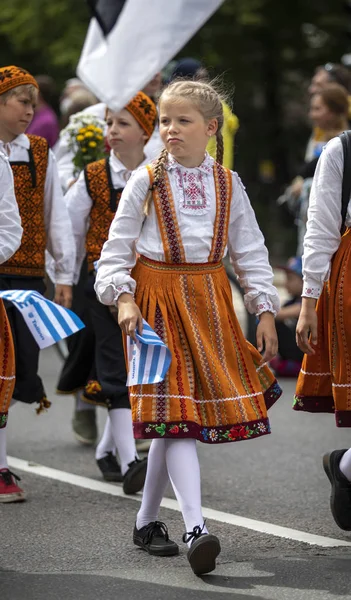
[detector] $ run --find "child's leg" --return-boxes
[95,414,122,482]
[165,438,220,575]
[0,418,25,502]
[0,426,7,469]
[136,438,169,528]
[164,438,207,537]
[108,408,137,474]
[95,415,115,460]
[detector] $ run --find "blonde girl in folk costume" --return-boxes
[95,80,282,575]
[295,134,351,532]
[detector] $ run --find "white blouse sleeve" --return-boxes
[0,154,23,263]
[302,137,343,299]
[44,150,76,285]
[227,173,280,316]
[94,167,149,304]
[65,170,93,283]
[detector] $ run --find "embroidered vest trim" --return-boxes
[0,135,48,278]
[85,158,123,272]
[146,162,232,264]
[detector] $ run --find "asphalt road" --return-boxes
[2,346,351,600]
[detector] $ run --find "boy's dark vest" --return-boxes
[84,158,123,272]
[0,135,48,278]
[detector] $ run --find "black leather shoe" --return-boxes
[133,521,179,556]
[323,449,351,530]
[183,525,221,575]
[96,452,123,482]
[123,457,148,495]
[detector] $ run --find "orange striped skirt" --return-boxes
[294,229,351,427]
[129,256,281,444]
[0,299,16,428]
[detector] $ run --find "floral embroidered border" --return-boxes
[134,417,271,444]
[293,394,351,427]
[0,412,8,429]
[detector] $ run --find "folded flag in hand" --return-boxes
[0,289,85,349]
[127,319,171,386]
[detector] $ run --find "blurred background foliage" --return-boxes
[0,0,350,259]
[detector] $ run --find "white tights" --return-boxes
[340,448,351,481]
[136,438,207,539]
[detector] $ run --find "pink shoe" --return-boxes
[0,468,26,502]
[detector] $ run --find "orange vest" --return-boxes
[0,135,48,278]
[84,158,123,272]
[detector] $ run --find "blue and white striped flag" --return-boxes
[127,319,171,386]
[0,289,85,349]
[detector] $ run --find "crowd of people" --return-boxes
[0,56,351,576]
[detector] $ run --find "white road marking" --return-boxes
[8,455,351,549]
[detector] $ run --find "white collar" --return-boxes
[0,134,30,150]
[109,150,149,174]
[165,151,214,174]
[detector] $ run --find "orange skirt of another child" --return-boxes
[294,228,351,427]
[0,298,16,428]
[128,256,282,444]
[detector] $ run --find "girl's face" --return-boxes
[159,97,217,166]
[106,108,147,153]
[308,94,337,130]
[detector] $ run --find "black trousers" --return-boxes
[57,260,96,393]
[0,276,46,404]
[85,273,130,410]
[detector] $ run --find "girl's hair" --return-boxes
[318,83,349,127]
[143,79,225,215]
[0,84,38,105]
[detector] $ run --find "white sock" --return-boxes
[0,426,8,469]
[10,398,17,407]
[339,448,351,481]
[108,408,138,475]
[75,389,96,412]
[165,438,208,544]
[95,416,116,460]
[136,439,169,529]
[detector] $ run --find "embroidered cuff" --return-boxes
[113,284,134,304]
[255,300,276,317]
[302,285,322,299]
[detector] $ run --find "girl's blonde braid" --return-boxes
[143,148,168,216]
[215,129,224,165]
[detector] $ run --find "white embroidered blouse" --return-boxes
[95,153,280,316]
[302,136,351,299]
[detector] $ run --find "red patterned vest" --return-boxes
[84,158,123,272]
[0,135,48,278]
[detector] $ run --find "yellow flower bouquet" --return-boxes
[61,113,107,177]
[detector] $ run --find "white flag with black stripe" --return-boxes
[0,290,85,349]
[127,319,171,386]
[78,0,224,112]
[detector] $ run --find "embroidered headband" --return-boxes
[124,91,157,140]
[0,66,39,96]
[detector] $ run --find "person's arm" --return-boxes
[44,150,75,307]
[227,173,280,361]
[94,168,149,305]
[0,155,23,262]
[302,136,343,299]
[296,137,345,355]
[276,302,301,321]
[65,170,93,282]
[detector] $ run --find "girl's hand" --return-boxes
[54,284,72,309]
[117,293,143,342]
[256,312,278,363]
[296,297,318,355]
